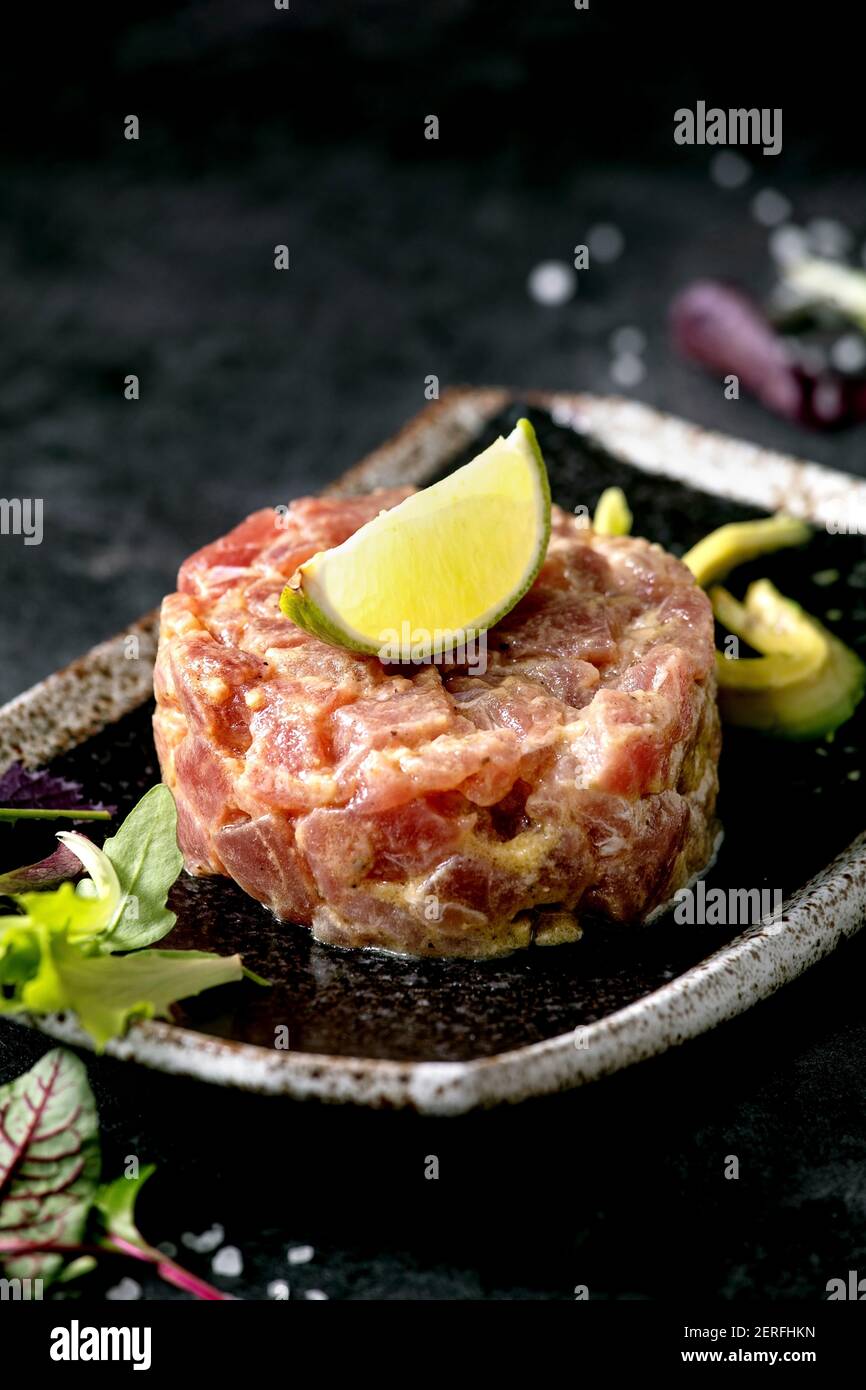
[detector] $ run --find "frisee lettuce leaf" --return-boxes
[12,881,114,943]
[8,934,243,1049]
[0,783,256,1048]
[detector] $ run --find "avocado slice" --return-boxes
[712,580,865,739]
[593,486,632,537]
[711,582,828,687]
[682,514,810,587]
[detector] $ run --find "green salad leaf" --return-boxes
[91,784,184,949]
[94,1164,156,1245]
[12,881,114,943]
[18,938,243,1049]
[0,784,258,1048]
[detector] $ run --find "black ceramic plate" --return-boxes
[3,391,865,1110]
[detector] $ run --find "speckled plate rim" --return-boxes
[3,388,866,1115]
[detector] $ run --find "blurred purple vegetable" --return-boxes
[670,279,866,429]
[0,762,113,819]
[0,841,83,894]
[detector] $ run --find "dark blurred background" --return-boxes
[2,0,866,700]
[1,2,866,1304]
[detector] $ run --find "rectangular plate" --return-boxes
[2,389,866,1113]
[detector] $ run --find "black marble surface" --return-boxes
[2,3,866,1303]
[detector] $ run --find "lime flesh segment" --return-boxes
[280,418,551,657]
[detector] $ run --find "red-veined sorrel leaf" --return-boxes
[0,1048,231,1299]
[0,1048,100,1283]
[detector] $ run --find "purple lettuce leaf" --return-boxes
[0,841,85,894]
[0,762,114,819]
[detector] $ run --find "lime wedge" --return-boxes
[280,418,551,658]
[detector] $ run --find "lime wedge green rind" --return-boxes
[280,418,551,659]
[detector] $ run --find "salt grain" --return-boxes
[211,1245,243,1277]
[806,218,852,260]
[710,152,751,189]
[587,224,625,264]
[527,260,576,306]
[287,1244,315,1266]
[106,1277,142,1301]
[305,1289,329,1300]
[181,1223,224,1254]
[610,353,646,388]
[751,189,792,227]
[609,325,646,356]
[769,224,809,267]
[268,1279,291,1300]
[831,333,866,374]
